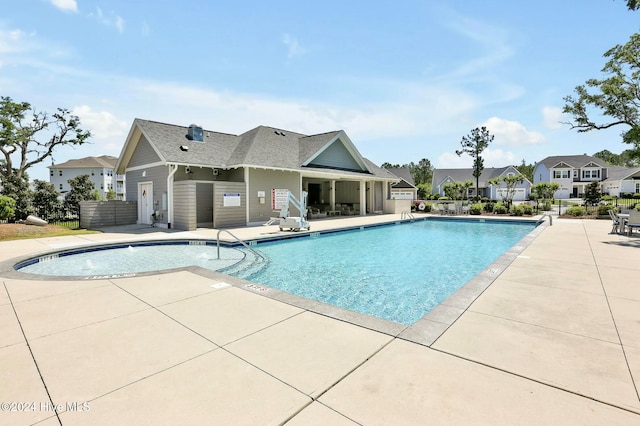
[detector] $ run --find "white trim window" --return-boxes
[553,170,570,179]
[582,169,600,179]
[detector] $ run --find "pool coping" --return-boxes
[0,215,548,346]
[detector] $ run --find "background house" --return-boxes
[431,166,531,200]
[49,155,126,200]
[533,155,608,199]
[115,119,401,230]
[601,166,640,197]
[385,167,418,200]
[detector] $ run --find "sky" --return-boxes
[2,0,640,182]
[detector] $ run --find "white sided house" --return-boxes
[49,155,125,200]
[601,166,640,197]
[533,155,609,199]
[385,167,418,200]
[431,166,531,201]
[115,119,402,230]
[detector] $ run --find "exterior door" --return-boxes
[139,182,153,224]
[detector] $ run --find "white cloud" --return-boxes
[282,34,307,60]
[436,148,517,169]
[88,7,125,33]
[51,0,77,13]
[542,106,564,129]
[72,105,129,140]
[482,116,545,146]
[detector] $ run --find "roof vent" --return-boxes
[187,124,204,142]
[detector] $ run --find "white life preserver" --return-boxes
[418,202,426,211]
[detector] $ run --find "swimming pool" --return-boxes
[14,218,537,326]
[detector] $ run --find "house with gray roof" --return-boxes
[431,166,531,200]
[601,166,640,197]
[115,119,401,230]
[385,167,418,200]
[533,155,609,198]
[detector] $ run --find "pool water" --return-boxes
[246,220,535,325]
[16,219,536,326]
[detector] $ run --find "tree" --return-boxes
[106,187,117,200]
[381,162,401,169]
[456,127,493,199]
[65,174,98,215]
[593,148,640,166]
[32,179,61,220]
[407,158,433,186]
[515,159,534,183]
[488,174,525,208]
[584,181,602,206]
[562,34,640,158]
[0,195,16,220]
[625,0,639,10]
[0,96,91,182]
[0,173,32,220]
[531,182,561,210]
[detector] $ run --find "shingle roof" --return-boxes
[537,155,607,169]
[50,155,117,169]
[385,167,416,187]
[432,167,515,187]
[603,166,640,181]
[131,119,393,179]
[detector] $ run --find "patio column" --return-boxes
[360,180,366,215]
[330,180,336,210]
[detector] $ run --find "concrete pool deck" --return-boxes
[1,214,639,425]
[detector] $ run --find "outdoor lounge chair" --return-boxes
[625,210,640,236]
[608,209,620,234]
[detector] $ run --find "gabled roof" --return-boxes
[115,119,393,180]
[603,166,640,182]
[385,167,417,188]
[432,166,523,188]
[537,155,607,169]
[49,155,117,169]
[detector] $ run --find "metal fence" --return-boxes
[31,205,80,229]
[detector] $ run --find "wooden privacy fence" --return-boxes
[80,201,137,229]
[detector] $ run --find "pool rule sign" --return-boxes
[272,189,289,210]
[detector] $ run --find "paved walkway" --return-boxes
[1,215,639,425]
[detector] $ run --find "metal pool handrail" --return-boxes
[216,230,267,262]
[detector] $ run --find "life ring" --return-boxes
[418,202,426,211]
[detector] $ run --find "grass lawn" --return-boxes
[0,224,100,241]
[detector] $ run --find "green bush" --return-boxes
[483,202,495,213]
[634,193,640,199]
[0,195,17,220]
[469,203,483,215]
[522,204,533,215]
[494,202,508,214]
[566,205,587,216]
[598,205,616,215]
[541,201,552,211]
[438,196,451,201]
[510,204,524,216]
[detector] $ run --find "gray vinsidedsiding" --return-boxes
[247,169,300,223]
[213,182,246,228]
[126,165,169,225]
[173,180,196,230]
[308,140,362,171]
[128,135,161,168]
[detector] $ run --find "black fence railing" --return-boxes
[31,205,80,229]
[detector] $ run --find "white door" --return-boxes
[139,182,153,224]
